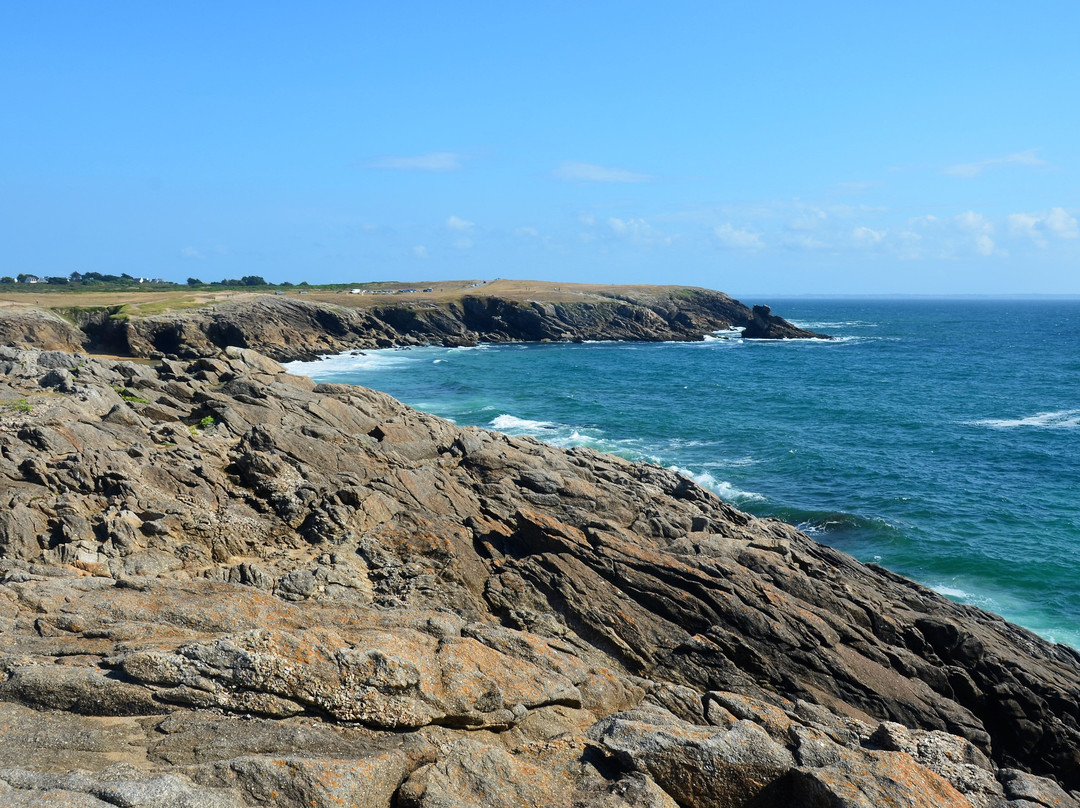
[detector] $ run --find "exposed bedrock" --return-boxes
[0,345,1076,807]
[0,307,86,353]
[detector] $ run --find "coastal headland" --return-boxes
[0,279,827,361]
[0,287,1078,807]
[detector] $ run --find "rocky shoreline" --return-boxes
[0,344,1078,807]
[1,287,828,362]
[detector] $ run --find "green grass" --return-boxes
[670,288,700,300]
[188,414,216,435]
[113,386,151,404]
[0,398,34,414]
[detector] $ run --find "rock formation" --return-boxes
[740,305,830,340]
[0,346,1077,807]
[5,287,827,362]
[0,306,85,353]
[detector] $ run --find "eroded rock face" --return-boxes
[0,307,85,353]
[0,346,1078,807]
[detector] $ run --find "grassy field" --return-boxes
[0,279,707,317]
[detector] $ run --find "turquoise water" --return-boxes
[286,300,1080,647]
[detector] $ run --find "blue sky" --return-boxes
[2,2,1078,295]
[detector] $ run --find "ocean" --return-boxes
[286,299,1080,648]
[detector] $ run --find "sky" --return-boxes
[2,2,1078,296]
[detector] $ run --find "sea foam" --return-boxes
[967,410,1080,430]
[489,414,558,432]
[284,348,421,377]
[668,465,766,504]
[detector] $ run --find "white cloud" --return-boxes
[606,217,671,245]
[783,234,828,251]
[1008,212,1046,247]
[1046,207,1079,239]
[554,161,651,183]
[368,152,464,172]
[788,207,827,231]
[1008,207,1078,247]
[181,246,204,260]
[943,149,1045,178]
[852,226,885,245]
[904,211,1001,258]
[446,215,474,232]
[954,211,998,256]
[714,223,763,250]
[412,245,429,259]
[955,211,991,233]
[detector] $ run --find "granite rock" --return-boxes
[0,346,1078,807]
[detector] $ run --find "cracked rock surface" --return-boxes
[0,346,1077,807]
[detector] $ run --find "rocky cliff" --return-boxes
[740,304,826,339]
[3,287,828,362]
[0,306,86,354]
[0,346,1077,807]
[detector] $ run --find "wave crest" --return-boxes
[489,414,557,432]
[967,410,1080,430]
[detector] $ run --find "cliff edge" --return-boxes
[1,283,829,361]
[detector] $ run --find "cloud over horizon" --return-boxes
[1008,207,1079,247]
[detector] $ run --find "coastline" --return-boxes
[1,297,1079,805]
[284,301,1080,651]
[0,281,828,362]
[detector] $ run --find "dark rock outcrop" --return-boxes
[741,304,830,339]
[0,346,1076,807]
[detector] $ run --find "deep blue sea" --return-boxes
[286,299,1080,647]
